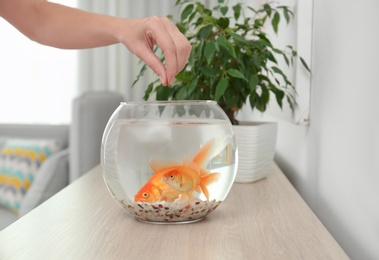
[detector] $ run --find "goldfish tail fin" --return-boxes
[200,182,210,200]
[186,192,196,201]
[193,135,233,168]
[149,159,181,171]
[192,140,214,168]
[199,172,220,200]
[194,185,202,194]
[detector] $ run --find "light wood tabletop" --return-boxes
[0,163,349,260]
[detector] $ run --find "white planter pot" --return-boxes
[233,122,278,183]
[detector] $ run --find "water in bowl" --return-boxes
[102,118,237,223]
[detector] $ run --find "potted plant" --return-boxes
[133,0,310,182]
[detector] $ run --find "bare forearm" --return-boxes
[0,0,124,49]
[0,0,191,85]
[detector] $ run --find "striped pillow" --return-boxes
[0,138,63,214]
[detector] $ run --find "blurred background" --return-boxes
[1,0,378,259]
[0,0,177,124]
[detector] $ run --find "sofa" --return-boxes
[0,90,124,230]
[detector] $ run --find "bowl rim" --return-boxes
[120,100,217,106]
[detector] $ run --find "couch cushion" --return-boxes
[0,137,8,150]
[19,148,69,217]
[0,138,63,214]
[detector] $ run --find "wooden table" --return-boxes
[0,164,348,259]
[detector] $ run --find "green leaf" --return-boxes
[252,56,261,67]
[266,52,277,63]
[175,85,188,100]
[272,48,283,54]
[284,9,290,24]
[283,54,290,66]
[175,71,192,83]
[203,67,218,77]
[225,28,234,36]
[143,82,155,100]
[156,85,171,100]
[286,95,296,111]
[188,11,197,23]
[227,69,247,80]
[231,33,246,43]
[247,6,257,14]
[176,22,186,34]
[213,41,220,52]
[263,4,272,16]
[261,87,270,106]
[204,41,217,64]
[217,17,229,29]
[272,66,284,75]
[233,4,241,20]
[181,4,194,21]
[272,66,290,84]
[220,6,228,16]
[132,63,147,87]
[188,47,196,67]
[197,40,205,58]
[255,87,268,112]
[176,0,188,5]
[215,77,228,101]
[272,12,280,33]
[271,87,285,108]
[257,33,272,47]
[300,57,311,73]
[278,6,293,23]
[249,75,259,91]
[217,36,236,58]
[249,94,257,111]
[199,25,214,39]
[188,78,198,95]
[204,15,218,24]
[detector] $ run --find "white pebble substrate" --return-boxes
[117,198,222,223]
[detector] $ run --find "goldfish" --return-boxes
[134,181,188,203]
[161,159,219,200]
[134,136,229,203]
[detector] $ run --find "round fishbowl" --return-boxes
[101,100,238,224]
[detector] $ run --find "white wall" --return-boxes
[242,0,379,258]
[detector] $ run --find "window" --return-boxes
[0,0,78,124]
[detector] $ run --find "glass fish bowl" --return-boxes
[101,100,238,224]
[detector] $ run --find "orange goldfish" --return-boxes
[161,159,219,200]
[134,136,226,203]
[134,181,188,203]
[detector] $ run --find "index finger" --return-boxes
[160,17,192,73]
[148,17,190,85]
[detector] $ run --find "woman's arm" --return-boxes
[0,0,191,85]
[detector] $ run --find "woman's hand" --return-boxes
[0,0,192,85]
[119,16,191,86]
